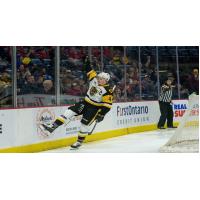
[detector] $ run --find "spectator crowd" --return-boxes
[0,46,199,107]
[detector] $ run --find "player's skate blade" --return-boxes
[39,123,55,133]
[70,141,82,150]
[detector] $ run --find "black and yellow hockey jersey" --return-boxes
[83,62,113,115]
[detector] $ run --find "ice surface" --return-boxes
[44,129,175,153]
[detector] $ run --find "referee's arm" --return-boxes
[161,85,170,92]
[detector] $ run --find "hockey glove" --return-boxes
[96,113,104,123]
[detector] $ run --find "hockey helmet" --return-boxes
[97,72,110,82]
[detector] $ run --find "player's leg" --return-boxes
[40,102,85,133]
[40,109,77,133]
[70,123,91,149]
[157,101,168,129]
[71,106,100,149]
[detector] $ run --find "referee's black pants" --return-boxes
[157,101,173,128]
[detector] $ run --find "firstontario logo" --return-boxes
[117,105,149,117]
[36,109,55,138]
[116,105,149,126]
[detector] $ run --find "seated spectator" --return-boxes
[41,68,53,80]
[0,56,9,66]
[187,68,199,94]
[63,69,75,80]
[20,75,39,94]
[149,67,157,83]
[0,77,7,92]
[40,80,54,95]
[68,47,82,65]
[0,73,11,93]
[114,87,125,102]
[36,75,45,88]
[0,72,12,107]
[112,50,122,65]
[128,66,139,81]
[141,75,155,97]
[66,82,82,96]
[126,83,134,99]
[18,64,31,79]
[127,80,140,100]
[79,79,87,95]
[61,77,73,94]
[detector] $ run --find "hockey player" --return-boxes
[40,57,114,149]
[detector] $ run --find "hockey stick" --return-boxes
[88,120,98,135]
[112,85,116,92]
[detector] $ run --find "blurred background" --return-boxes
[0,46,199,108]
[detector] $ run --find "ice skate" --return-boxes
[70,141,82,149]
[39,123,57,134]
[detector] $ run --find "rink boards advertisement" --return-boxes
[0,99,195,152]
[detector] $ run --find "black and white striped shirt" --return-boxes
[159,84,172,102]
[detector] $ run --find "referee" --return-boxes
[157,78,177,129]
